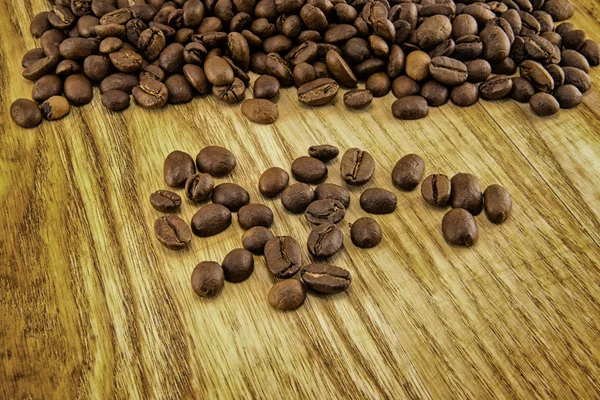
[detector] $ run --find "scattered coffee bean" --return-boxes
[264,236,302,278]
[305,199,346,225]
[450,173,483,215]
[101,90,131,111]
[554,84,583,109]
[360,188,397,215]
[185,173,214,202]
[421,81,449,107]
[480,75,513,100]
[32,75,63,103]
[222,248,254,282]
[259,167,289,198]
[421,174,451,207]
[191,203,232,237]
[238,204,274,230]
[429,56,468,86]
[529,92,560,116]
[510,77,536,103]
[154,215,192,250]
[392,154,426,191]
[212,183,250,212]
[196,146,236,176]
[340,148,375,186]
[164,150,196,188]
[314,183,350,208]
[465,59,492,83]
[483,184,512,224]
[392,76,421,99]
[10,99,42,128]
[298,78,339,106]
[150,190,182,212]
[242,226,275,255]
[133,78,168,108]
[253,75,280,99]
[442,208,478,246]
[343,89,373,109]
[291,156,328,184]
[307,223,344,258]
[392,96,429,120]
[191,261,224,298]
[241,99,279,124]
[308,145,339,162]
[166,74,194,104]
[405,51,431,81]
[563,66,592,93]
[365,72,391,97]
[41,96,70,120]
[64,74,93,105]
[351,217,382,248]
[301,264,351,294]
[281,183,315,213]
[268,279,306,310]
[451,83,479,107]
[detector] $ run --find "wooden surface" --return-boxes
[2,1,600,398]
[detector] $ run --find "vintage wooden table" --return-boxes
[2,0,600,398]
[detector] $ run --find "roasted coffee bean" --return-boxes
[340,148,375,186]
[265,52,294,85]
[298,78,339,106]
[313,61,329,78]
[324,24,357,44]
[94,23,126,38]
[154,215,192,250]
[421,174,451,207]
[392,154,425,191]
[48,6,76,29]
[405,51,431,81]
[138,27,166,61]
[529,92,559,116]
[314,183,350,209]
[185,173,214,202]
[563,29,586,50]
[451,82,479,107]
[40,29,66,58]
[183,42,208,65]
[182,64,209,94]
[157,43,184,73]
[196,146,236,176]
[510,77,536,103]
[268,279,306,310]
[325,50,357,88]
[191,262,224,298]
[525,35,559,64]
[101,89,130,111]
[22,48,46,69]
[31,75,63,103]
[452,14,478,39]
[164,151,196,188]
[30,12,52,38]
[56,60,82,78]
[563,66,592,93]
[365,73,391,97]
[281,183,314,213]
[429,56,468,86]
[253,75,279,99]
[242,226,275,255]
[580,40,600,66]
[63,74,93,105]
[360,188,397,214]
[453,34,484,61]
[480,26,511,64]
[238,204,274,230]
[148,189,181,214]
[479,75,513,100]
[392,76,421,99]
[212,77,246,103]
[450,173,482,215]
[264,236,302,278]
[543,0,575,21]
[553,84,582,109]
[165,74,193,104]
[293,62,317,87]
[59,38,98,61]
[191,203,232,237]
[109,49,144,73]
[212,183,250,212]
[241,99,279,124]
[560,49,589,73]
[519,60,554,93]
[291,156,328,184]
[483,184,512,224]
[351,217,382,248]
[421,81,450,107]
[227,32,250,71]
[41,96,70,120]
[287,41,318,66]
[10,99,43,128]
[344,37,370,65]
[392,96,429,120]
[23,55,61,81]
[442,208,478,246]
[417,15,452,50]
[259,167,289,198]
[305,199,346,225]
[203,56,235,86]
[100,8,132,25]
[83,55,111,81]
[301,264,351,294]
[343,89,373,109]
[101,73,139,94]
[308,145,339,162]
[307,223,344,258]
[222,248,254,282]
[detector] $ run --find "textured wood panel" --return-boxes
[1,0,600,398]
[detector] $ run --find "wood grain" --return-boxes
[2,1,600,398]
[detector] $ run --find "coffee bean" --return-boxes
[150,190,182,213]
[56,60,82,78]
[519,60,554,93]
[580,40,600,66]
[365,72,391,97]
[64,74,93,105]
[421,81,449,107]
[450,82,479,107]
[154,215,192,250]
[11,99,43,128]
[391,154,425,191]
[360,188,397,215]
[324,24,358,44]
[340,148,375,186]
[343,89,373,109]
[23,55,61,81]
[109,49,143,73]
[392,96,429,120]
[41,96,70,120]
[101,73,139,94]
[325,50,358,88]
[452,14,478,39]
[164,150,196,188]
[227,32,250,71]
[196,146,236,176]
[287,41,318,66]
[183,42,208,65]
[238,204,274,230]
[212,183,250,212]
[48,6,76,30]
[483,184,512,224]
[417,15,452,50]
[553,84,582,109]
[529,92,559,116]
[405,51,431,81]
[301,264,351,294]
[99,37,122,54]
[265,52,294,85]
[450,173,482,215]
[281,183,315,213]
[429,56,468,86]
[442,208,478,246]
[561,49,590,72]
[212,77,246,103]
[479,75,513,100]
[242,226,275,255]
[307,223,343,258]
[204,56,235,86]
[22,48,46,69]
[563,29,586,50]
[241,99,279,124]
[182,64,210,94]
[191,203,232,237]
[465,59,492,83]
[253,75,280,99]
[138,27,166,61]
[350,217,382,248]
[268,279,306,310]
[222,248,254,282]
[421,174,451,207]
[133,78,169,108]
[306,145,338,163]
[510,77,535,103]
[298,78,339,106]
[99,89,129,111]
[305,199,346,225]
[82,55,111,82]
[563,66,592,93]
[314,183,350,209]
[191,261,224,298]
[31,75,63,103]
[259,167,289,198]
[30,12,52,38]
[392,76,421,99]
[291,156,328,184]
[264,236,302,278]
[185,173,214,202]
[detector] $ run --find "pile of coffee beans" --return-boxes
[151,144,511,311]
[9,0,600,128]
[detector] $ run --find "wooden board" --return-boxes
[2,1,600,398]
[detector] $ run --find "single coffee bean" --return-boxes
[182,64,210,94]
[212,77,246,103]
[259,167,289,198]
[429,56,468,86]
[265,52,294,85]
[185,173,214,202]
[281,183,315,213]
[99,37,122,54]
[510,77,536,103]
[293,62,317,87]
[56,60,82,78]
[241,99,279,124]
[196,146,236,176]
[204,56,235,86]
[479,75,513,100]
[40,96,70,120]
[238,204,274,230]
[191,261,224,298]
[287,41,318,66]
[563,29,586,50]
[165,74,194,104]
[31,75,63,103]
[191,203,232,237]
[543,0,574,20]
[314,184,350,209]
[392,76,421,99]
[268,279,306,310]
[451,83,479,107]
[307,223,344,258]
[519,60,554,93]
[264,236,302,278]
[291,156,328,184]
[360,188,397,214]
[101,73,139,94]
[101,89,130,111]
[450,173,483,215]
[421,81,450,107]
[580,40,600,66]
[325,50,358,88]
[392,96,429,120]
[109,49,144,73]
[365,72,391,97]
[11,99,43,128]
[297,78,339,106]
[301,264,351,294]
[40,29,65,58]
[465,59,492,83]
[253,75,280,99]
[242,226,275,255]
[529,92,560,116]
[22,48,46,69]
[59,38,99,61]
[23,56,60,81]
[421,174,452,207]
[154,215,192,250]
[305,199,346,225]
[30,12,52,38]
[340,148,375,186]
[417,15,452,50]
[308,145,339,162]
[392,154,425,192]
[64,74,93,105]
[561,49,590,72]
[343,89,373,109]
[150,190,182,212]
[351,217,382,248]
[133,78,168,108]
[483,184,512,224]
[452,14,478,39]
[222,248,254,282]
[164,150,196,188]
[480,26,511,63]
[563,67,592,93]
[553,84,582,109]
[405,51,431,81]
[442,208,478,246]
[212,183,250,212]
